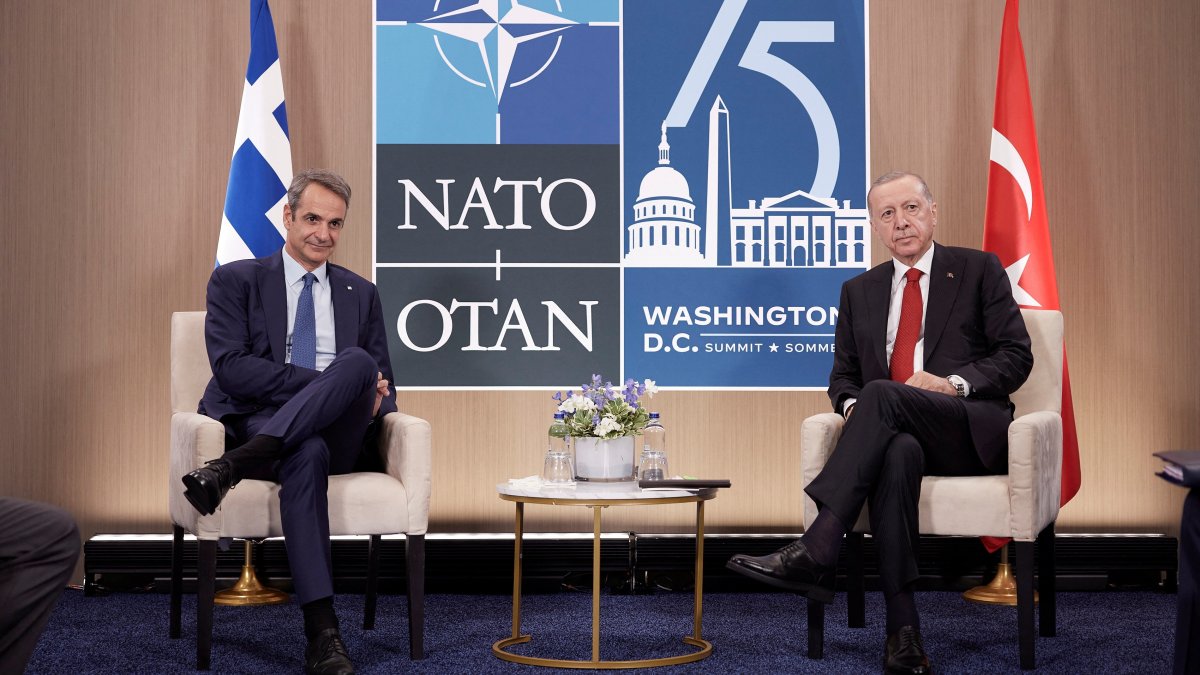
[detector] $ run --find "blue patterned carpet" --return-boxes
[29,588,1175,673]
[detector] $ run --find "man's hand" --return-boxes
[905,370,957,396]
[372,372,390,417]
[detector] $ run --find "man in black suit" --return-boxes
[728,171,1033,674]
[0,498,79,673]
[1177,488,1200,674]
[182,169,395,675]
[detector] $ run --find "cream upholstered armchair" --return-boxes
[799,308,1063,670]
[167,311,431,669]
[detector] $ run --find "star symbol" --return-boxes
[1005,254,1042,307]
[769,343,779,353]
[420,0,575,103]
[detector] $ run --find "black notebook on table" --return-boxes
[1154,450,1200,487]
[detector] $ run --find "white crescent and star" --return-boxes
[990,127,1043,307]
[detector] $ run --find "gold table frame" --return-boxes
[493,488,717,669]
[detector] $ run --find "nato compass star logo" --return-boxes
[376,0,619,144]
[419,0,574,103]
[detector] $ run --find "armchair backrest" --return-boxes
[1010,309,1063,418]
[171,311,211,414]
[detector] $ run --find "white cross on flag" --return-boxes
[982,0,1081,547]
[215,0,293,266]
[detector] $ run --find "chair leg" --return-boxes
[1038,521,1056,637]
[405,534,426,660]
[196,538,217,670]
[806,597,825,659]
[847,532,866,628]
[170,525,184,639]
[1015,540,1035,670]
[363,534,380,630]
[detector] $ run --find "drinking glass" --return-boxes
[640,450,668,481]
[543,451,574,484]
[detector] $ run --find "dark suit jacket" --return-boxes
[828,243,1033,470]
[198,249,397,422]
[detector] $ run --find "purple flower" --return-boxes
[592,414,601,426]
[551,391,562,402]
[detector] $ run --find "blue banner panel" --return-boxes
[620,0,870,388]
[624,267,859,388]
[374,0,868,388]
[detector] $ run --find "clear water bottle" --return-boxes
[544,412,574,483]
[640,412,667,481]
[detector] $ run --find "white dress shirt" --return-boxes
[885,246,935,376]
[843,245,970,416]
[282,250,336,371]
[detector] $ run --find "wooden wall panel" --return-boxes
[1,1,1196,567]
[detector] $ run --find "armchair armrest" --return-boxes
[1006,410,1063,541]
[169,412,226,530]
[380,411,432,535]
[800,413,845,528]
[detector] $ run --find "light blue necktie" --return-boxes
[292,272,317,369]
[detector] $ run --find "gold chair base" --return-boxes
[492,635,712,669]
[214,540,290,606]
[962,561,1039,606]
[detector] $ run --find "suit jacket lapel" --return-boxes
[261,251,288,364]
[329,266,359,352]
[923,243,964,361]
[865,263,892,374]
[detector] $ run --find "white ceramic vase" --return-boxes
[573,436,636,482]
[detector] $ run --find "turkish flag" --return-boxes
[981,0,1080,552]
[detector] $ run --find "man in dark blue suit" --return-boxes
[728,172,1033,674]
[183,169,395,675]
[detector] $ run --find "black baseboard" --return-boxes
[83,533,1177,596]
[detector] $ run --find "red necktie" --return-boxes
[890,268,923,383]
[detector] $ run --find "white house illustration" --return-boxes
[625,97,869,269]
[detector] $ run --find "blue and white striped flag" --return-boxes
[216,0,293,266]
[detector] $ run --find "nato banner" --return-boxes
[374,0,868,389]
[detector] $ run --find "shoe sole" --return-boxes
[725,560,835,603]
[181,475,216,516]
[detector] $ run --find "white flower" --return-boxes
[642,379,658,396]
[561,394,595,414]
[594,415,622,438]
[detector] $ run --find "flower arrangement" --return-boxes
[552,374,658,439]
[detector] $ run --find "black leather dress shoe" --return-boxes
[884,625,931,674]
[725,539,835,602]
[181,459,235,516]
[305,628,355,675]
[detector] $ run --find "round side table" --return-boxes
[493,481,717,669]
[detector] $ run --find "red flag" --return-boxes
[981,0,1080,552]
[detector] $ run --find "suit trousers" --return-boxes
[805,380,1004,597]
[0,498,80,673]
[224,347,380,605]
[1176,488,1200,675]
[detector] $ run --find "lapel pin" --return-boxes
[347,285,353,290]
[946,272,955,279]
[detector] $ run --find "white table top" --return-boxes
[497,479,709,501]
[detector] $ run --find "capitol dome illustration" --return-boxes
[624,125,705,266]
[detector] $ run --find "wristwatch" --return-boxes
[947,374,969,398]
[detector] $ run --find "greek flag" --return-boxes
[216,0,293,266]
